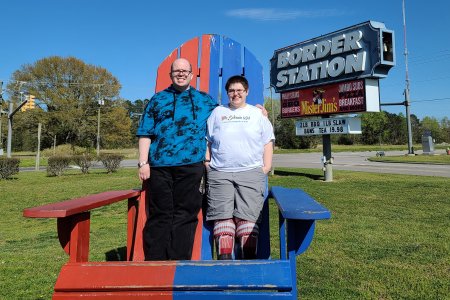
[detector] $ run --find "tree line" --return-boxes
[264,98,449,149]
[0,56,448,153]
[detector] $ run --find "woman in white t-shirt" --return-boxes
[205,75,275,260]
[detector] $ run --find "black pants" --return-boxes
[143,162,204,260]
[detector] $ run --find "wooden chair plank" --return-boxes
[130,182,148,261]
[271,186,331,220]
[53,292,173,299]
[180,37,199,89]
[172,292,295,300]
[23,190,140,218]
[56,212,91,262]
[54,261,291,291]
[155,48,178,93]
[221,37,242,104]
[200,34,221,102]
[53,291,293,299]
[256,197,271,259]
[55,262,177,291]
[243,47,264,106]
[287,219,316,256]
[175,36,204,260]
[173,260,292,290]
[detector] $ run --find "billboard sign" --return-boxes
[270,21,395,93]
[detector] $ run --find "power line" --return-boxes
[383,97,450,104]
[410,97,450,103]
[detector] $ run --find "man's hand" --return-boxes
[138,164,151,181]
[255,104,268,117]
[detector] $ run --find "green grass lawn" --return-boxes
[369,153,450,164]
[1,168,449,299]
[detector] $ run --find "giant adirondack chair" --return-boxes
[23,34,331,299]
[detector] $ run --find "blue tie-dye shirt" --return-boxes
[136,86,217,167]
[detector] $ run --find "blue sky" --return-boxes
[1,0,449,120]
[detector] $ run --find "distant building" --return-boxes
[20,95,35,112]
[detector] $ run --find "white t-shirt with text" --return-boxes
[206,104,275,172]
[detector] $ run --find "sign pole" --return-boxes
[322,116,333,182]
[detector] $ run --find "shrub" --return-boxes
[41,144,95,158]
[47,156,71,176]
[0,157,20,179]
[72,154,94,174]
[337,135,354,145]
[99,154,124,173]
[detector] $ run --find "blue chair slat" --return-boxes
[287,219,316,256]
[221,37,242,104]
[255,179,271,259]
[172,292,294,300]
[243,47,264,106]
[173,260,292,291]
[200,216,214,260]
[208,34,221,103]
[271,186,331,220]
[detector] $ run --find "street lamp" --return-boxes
[96,98,104,156]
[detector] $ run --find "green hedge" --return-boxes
[47,156,72,177]
[0,157,20,179]
[98,154,124,173]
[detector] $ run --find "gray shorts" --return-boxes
[206,167,267,223]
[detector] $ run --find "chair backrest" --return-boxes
[133,34,266,261]
[155,34,263,105]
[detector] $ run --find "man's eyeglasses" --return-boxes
[227,89,246,95]
[171,69,192,75]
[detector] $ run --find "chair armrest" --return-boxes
[270,186,331,258]
[23,190,141,218]
[270,186,330,220]
[22,189,142,263]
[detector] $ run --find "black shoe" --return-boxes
[218,253,232,260]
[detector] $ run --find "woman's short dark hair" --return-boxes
[225,75,249,91]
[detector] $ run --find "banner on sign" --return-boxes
[296,117,362,136]
[281,78,379,118]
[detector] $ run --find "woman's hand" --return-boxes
[262,166,271,174]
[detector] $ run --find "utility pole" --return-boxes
[7,91,29,158]
[403,0,414,154]
[36,123,42,170]
[96,98,104,156]
[0,81,4,155]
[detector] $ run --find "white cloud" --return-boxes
[225,8,346,21]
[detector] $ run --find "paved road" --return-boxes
[272,150,450,178]
[24,150,448,178]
